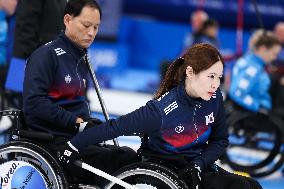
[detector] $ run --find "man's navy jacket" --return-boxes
[71,83,229,170]
[23,33,90,136]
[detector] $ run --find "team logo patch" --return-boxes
[54,48,66,56]
[175,124,184,133]
[65,74,71,84]
[205,112,215,125]
[164,101,178,115]
[64,150,72,157]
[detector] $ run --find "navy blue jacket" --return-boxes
[23,33,90,136]
[71,83,228,170]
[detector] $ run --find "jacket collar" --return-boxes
[59,33,86,60]
[247,53,266,67]
[176,81,203,106]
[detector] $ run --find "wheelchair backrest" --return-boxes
[0,109,55,142]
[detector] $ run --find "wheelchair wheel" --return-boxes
[105,162,189,189]
[223,112,282,176]
[0,141,68,189]
[248,147,284,177]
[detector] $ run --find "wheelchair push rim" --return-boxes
[224,112,282,174]
[0,141,67,189]
[105,162,189,189]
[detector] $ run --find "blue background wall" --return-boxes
[89,16,252,92]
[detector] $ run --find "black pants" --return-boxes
[47,137,140,186]
[200,167,262,189]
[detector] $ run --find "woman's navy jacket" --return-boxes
[71,83,228,170]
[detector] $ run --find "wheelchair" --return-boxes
[0,109,189,189]
[222,99,284,177]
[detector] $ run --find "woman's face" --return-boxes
[185,61,223,101]
[261,44,282,64]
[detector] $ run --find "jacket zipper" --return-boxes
[75,62,82,95]
[193,103,199,143]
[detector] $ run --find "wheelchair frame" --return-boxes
[0,110,189,189]
[222,101,284,177]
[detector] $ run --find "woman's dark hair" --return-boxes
[64,0,102,19]
[154,43,224,99]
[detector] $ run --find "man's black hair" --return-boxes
[64,0,102,19]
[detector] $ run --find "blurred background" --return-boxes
[90,0,283,92]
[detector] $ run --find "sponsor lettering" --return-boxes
[0,162,18,186]
[20,168,35,189]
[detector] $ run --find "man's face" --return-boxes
[64,6,100,48]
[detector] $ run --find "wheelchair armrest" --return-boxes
[12,129,54,142]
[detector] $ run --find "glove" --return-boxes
[57,141,81,165]
[76,118,103,132]
[178,163,202,189]
[86,117,103,127]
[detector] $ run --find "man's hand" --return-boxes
[57,142,81,165]
[76,117,84,124]
[76,118,103,132]
[178,163,202,189]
